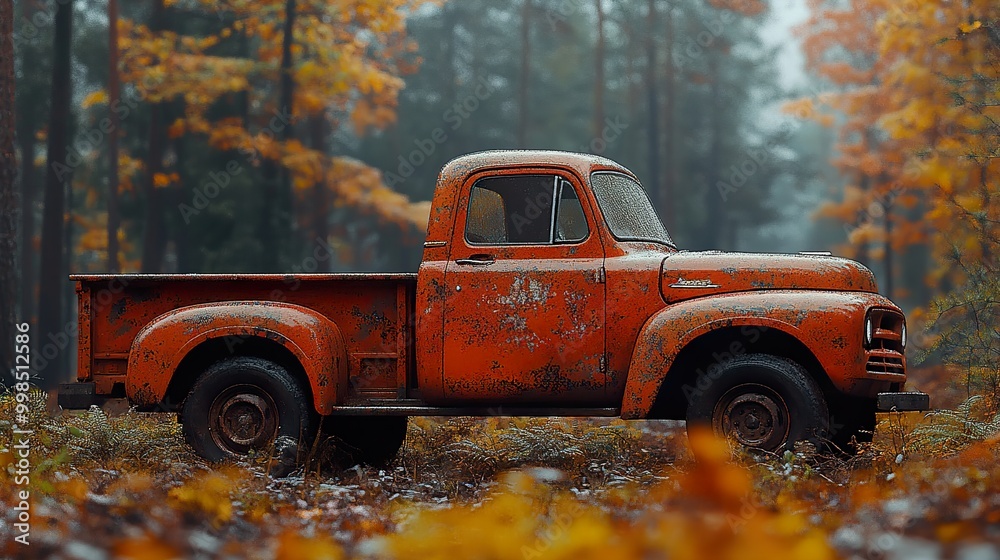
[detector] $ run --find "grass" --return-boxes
[1,392,999,559]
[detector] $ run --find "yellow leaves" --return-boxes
[54,477,90,503]
[167,119,186,139]
[958,21,982,34]
[781,97,834,127]
[275,532,345,560]
[923,158,954,192]
[81,90,109,109]
[387,491,541,560]
[706,0,768,15]
[79,225,108,253]
[681,426,753,511]
[153,172,179,188]
[113,535,182,560]
[167,471,237,525]
[879,99,936,139]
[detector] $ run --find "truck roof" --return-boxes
[439,150,634,183]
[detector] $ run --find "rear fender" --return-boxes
[127,301,347,414]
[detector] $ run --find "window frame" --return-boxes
[589,171,675,248]
[463,173,591,247]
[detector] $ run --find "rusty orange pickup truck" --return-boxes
[60,150,928,463]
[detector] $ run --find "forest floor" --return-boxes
[1,374,999,560]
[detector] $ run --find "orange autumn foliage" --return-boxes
[117,0,435,233]
[791,0,1000,287]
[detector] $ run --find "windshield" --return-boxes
[590,172,674,246]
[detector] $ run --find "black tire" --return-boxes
[181,357,313,462]
[686,354,829,453]
[829,398,876,454]
[323,416,408,467]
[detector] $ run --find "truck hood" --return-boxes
[659,251,878,303]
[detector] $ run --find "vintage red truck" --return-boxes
[60,150,929,463]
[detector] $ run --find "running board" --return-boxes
[325,402,621,417]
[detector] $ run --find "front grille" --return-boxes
[867,352,905,375]
[866,308,905,375]
[868,308,904,353]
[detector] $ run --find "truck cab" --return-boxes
[61,150,929,463]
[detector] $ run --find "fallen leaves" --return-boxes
[1,398,1000,558]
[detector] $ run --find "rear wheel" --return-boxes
[686,354,829,453]
[323,416,408,467]
[181,357,313,462]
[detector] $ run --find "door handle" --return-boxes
[455,254,495,266]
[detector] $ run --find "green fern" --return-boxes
[910,396,1000,456]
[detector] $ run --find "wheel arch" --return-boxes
[645,325,835,420]
[126,301,348,415]
[620,302,837,419]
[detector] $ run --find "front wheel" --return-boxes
[181,357,313,462]
[686,354,829,453]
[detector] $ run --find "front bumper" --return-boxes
[876,391,930,412]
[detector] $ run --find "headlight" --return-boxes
[864,315,874,347]
[900,321,906,349]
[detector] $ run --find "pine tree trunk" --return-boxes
[106,0,121,271]
[18,119,35,324]
[441,3,457,106]
[141,0,167,273]
[645,0,660,196]
[0,0,18,377]
[883,196,893,299]
[259,0,296,271]
[309,116,329,272]
[660,3,675,231]
[593,0,605,142]
[855,174,871,268]
[518,0,531,148]
[17,0,39,325]
[704,53,723,250]
[38,0,73,382]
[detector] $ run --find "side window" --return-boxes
[464,175,589,245]
[555,179,589,243]
[466,187,507,244]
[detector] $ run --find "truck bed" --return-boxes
[71,273,418,404]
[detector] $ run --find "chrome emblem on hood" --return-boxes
[670,277,721,289]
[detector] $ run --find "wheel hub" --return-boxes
[209,387,278,454]
[715,385,789,450]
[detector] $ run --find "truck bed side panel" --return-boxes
[74,274,417,402]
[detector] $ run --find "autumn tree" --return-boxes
[793,0,1000,302]
[112,0,432,272]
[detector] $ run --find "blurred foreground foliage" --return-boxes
[1,393,1000,559]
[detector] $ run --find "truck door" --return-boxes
[443,170,607,405]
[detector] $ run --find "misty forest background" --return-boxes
[0,0,997,394]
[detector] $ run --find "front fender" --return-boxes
[620,290,899,419]
[127,301,347,415]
